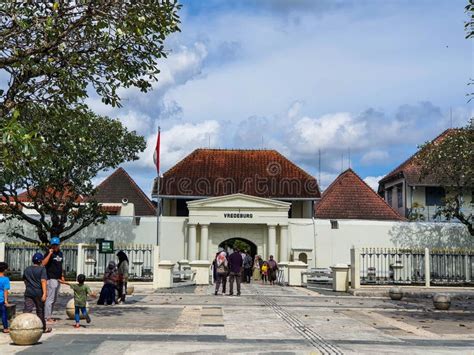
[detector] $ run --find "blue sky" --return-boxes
[88,1,472,194]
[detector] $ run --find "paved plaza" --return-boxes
[0,283,473,354]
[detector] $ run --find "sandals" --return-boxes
[2,329,10,334]
[43,328,52,333]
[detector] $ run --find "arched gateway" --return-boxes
[186,194,291,262]
[218,238,258,257]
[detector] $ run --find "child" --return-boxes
[0,262,10,333]
[61,274,96,328]
[261,262,268,284]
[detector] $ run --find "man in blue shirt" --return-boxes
[228,248,243,296]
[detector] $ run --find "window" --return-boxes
[425,187,445,206]
[387,189,393,207]
[397,186,403,208]
[330,220,339,229]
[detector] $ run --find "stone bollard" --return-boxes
[126,285,134,295]
[287,261,308,287]
[389,287,404,300]
[330,264,350,292]
[156,260,175,289]
[9,313,43,345]
[190,260,211,285]
[433,294,451,310]
[66,299,90,320]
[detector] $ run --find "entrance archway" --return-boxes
[218,237,257,257]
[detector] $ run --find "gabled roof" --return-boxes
[94,168,156,216]
[378,129,459,188]
[153,149,321,199]
[315,169,405,221]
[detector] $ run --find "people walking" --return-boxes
[214,251,228,295]
[253,255,262,281]
[0,262,10,333]
[98,261,118,305]
[267,255,279,285]
[61,274,96,328]
[42,236,64,324]
[23,253,51,333]
[243,251,253,283]
[116,251,129,303]
[228,248,243,296]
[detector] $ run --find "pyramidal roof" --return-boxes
[94,168,156,216]
[315,169,404,221]
[153,149,321,199]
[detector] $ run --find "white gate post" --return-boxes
[77,243,85,276]
[350,248,360,289]
[152,245,160,289]
[0,242,5,262]
[424,248,430,287]
[465,253,471,283]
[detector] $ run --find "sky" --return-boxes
[87,0,473,195]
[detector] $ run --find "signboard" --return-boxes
[224,212,253,219]
[97,239,114,254]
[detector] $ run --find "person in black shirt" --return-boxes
[23,252,51,333]
[42,237,64,324]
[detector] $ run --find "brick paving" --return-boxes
[0,283,472,354]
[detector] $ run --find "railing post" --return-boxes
[465,253,471,283]
[77,243,85,276]
[424,248,430,287]
[0,242,5,262]
[350,248,360,289]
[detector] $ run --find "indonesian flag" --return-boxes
[153,127,161,175]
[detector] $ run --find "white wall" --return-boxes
[2,215,472,268]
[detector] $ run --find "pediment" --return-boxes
[187,193,290,210]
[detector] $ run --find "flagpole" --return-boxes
[155,127,161,247]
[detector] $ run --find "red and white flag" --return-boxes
[153,127,161,175]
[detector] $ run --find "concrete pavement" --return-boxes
[0,282,472,354]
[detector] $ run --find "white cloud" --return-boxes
[360,150,389,166]
[134,120,221,171]
[363,175,384,191]
[290,112,368,155]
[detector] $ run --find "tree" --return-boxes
[0,1,181,113]
[0,1,181,167]
[415,121,474,236]
[1,105,146,244]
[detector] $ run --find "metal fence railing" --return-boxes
[5,243,78,280]
[355,247,473,286]
[3,242,153,281]
[82,243,153,281]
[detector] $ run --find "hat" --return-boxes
[50,237,60,245]
[32,252,44,264]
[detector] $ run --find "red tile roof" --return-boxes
[154,149,320,199]
[315,169,405,221]
[99,205,122,214]
[378,129,459,188]
[94,168,156,216]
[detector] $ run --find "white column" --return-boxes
[200,224,209,260]
[350,248,360,289]
[188,224,197,261]
[267,225,276,259]
[424,248,430,287]
[279,225,289,262]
